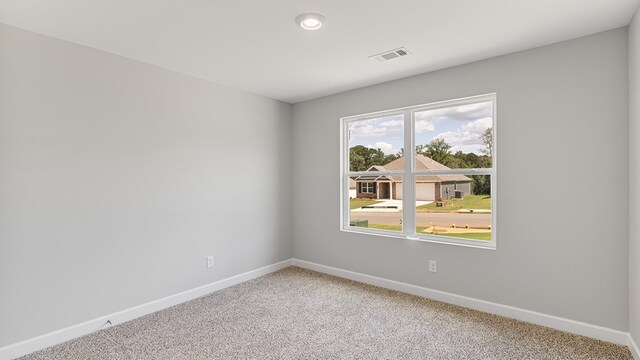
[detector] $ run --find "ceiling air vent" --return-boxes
[369,47,409,62]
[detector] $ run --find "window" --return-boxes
[341,94,496,248]
[362,182,375,193]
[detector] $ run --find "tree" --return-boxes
[349,149,367,171]
[481,127,493,157]
[470,175,491,195]
[445,152,467,169]
[449,151,492,169]
[419,138,452,165]
[348,145,399,171]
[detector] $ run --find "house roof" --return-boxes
[355,155,471,183]
[354,165,394,182]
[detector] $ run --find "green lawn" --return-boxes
[417,194,491,212]
[444,232,492,241]
[366,224,491,241]
[350,199,382,210]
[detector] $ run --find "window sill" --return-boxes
[341,227,496,250]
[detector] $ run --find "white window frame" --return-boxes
[340,93,497,249]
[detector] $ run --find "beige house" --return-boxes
[348,178,357,198]
[354,154,472,201]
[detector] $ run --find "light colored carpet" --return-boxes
[19,267,632,360]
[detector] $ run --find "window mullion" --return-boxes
[402,109,415,237]
[346,170,405,177]
[413,168,493,176]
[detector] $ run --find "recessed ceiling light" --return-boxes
[295,13,325,31]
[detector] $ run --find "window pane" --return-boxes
[414,101,493,169]
[348,114,404,172]
[414,175,492,242]
[349,175,403,233]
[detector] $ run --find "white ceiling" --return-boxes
[0,0,638,103]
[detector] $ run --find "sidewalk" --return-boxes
[351,199,432,212]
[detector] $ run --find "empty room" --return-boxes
[1,0,639,359]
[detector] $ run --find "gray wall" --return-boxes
[630,7,640,348]
[292,28,629,330]
[0,24,292,347]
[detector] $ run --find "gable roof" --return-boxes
[355,154,471,183]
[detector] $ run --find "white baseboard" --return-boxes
[292,258,630,347]
[0,259,293,360]
[629,334,640,360]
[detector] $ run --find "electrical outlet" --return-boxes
[429,260,437,273]
[207,255,215,268]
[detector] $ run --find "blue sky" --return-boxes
[348,101,493,155]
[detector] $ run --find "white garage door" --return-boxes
[416,183,435,201]
[395,183,402,200]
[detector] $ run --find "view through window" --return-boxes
[342,94,496,248]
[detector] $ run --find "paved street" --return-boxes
[350,211,491,227]
[350,199,431,212]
